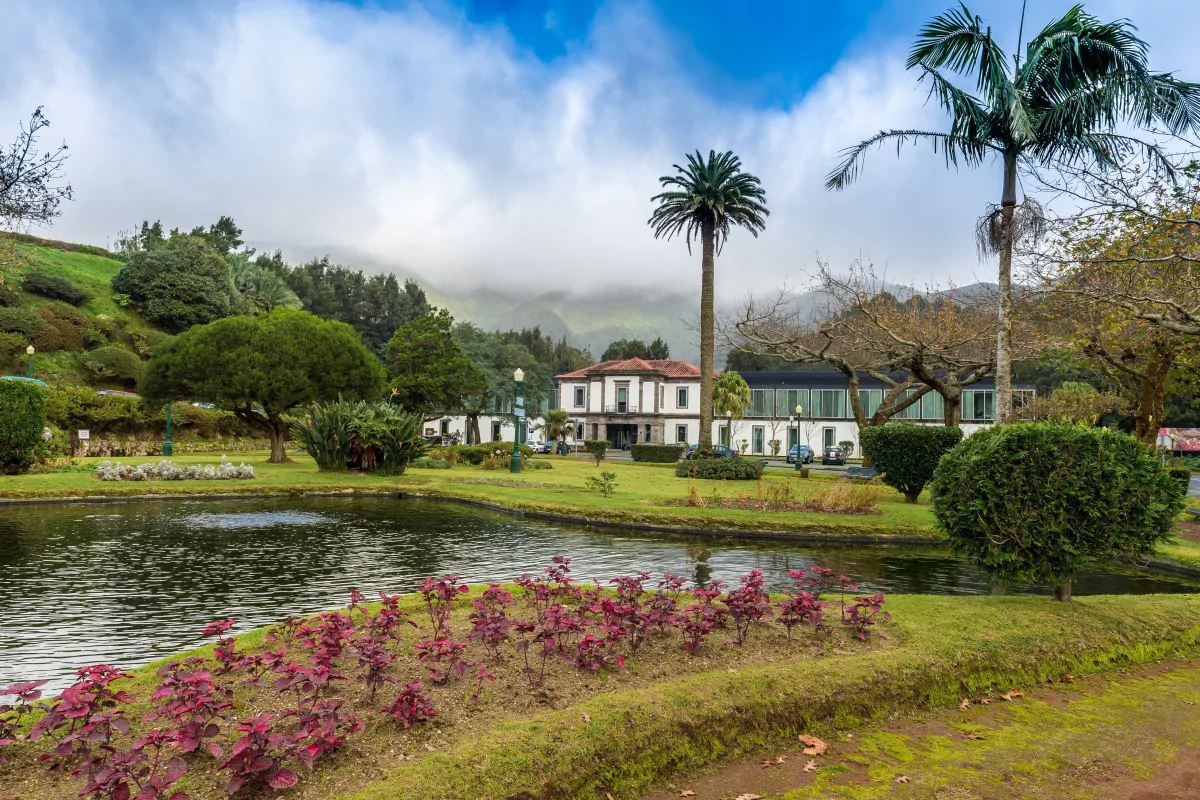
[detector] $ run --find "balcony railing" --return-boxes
[604,404,638,414]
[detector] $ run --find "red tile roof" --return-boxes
[555,359,703,380]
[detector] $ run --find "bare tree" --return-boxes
[1,108,72,230]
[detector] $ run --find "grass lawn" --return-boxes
[4,589,1200,800]
[0,451,940,538]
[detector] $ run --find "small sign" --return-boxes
[78,429,90,440]
[424,427,436,436]
[515,409,526,419]
[516,397,524,407]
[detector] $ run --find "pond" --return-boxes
[1,496,1196,691]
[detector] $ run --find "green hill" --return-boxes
[0,233,168,388]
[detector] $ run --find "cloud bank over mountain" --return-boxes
[2,0,1197,300]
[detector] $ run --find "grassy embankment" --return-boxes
[5,592,1200,800]
[0,452,938,538]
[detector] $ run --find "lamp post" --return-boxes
[724,410,732,449]
[794,404,804,471]
[163,401,174,457]
[25,345,34,378]
[510,367,524,474]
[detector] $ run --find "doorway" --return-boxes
[823,427,836,449]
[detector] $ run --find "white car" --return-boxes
[530,441,550,454]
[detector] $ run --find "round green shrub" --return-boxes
[0,380,47,474]
[0,307,47,339]
[931,422,1184,600]
[0,282,22,308]
[674,458,763,480]
[630,443,686,463]
[82,346,145,387]
[583,439,609,464]
[859,424,963,502]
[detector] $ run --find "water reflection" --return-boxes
[0,496,1196,691]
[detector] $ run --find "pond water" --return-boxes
[1,496,1196,691]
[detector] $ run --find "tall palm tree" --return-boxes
[825,3,1200,421]
[650,150,768,450]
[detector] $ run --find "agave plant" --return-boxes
[292,398,356,471]
[295,399,429,474]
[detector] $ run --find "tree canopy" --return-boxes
[386,309,488,419]
[140,308,385,462]
[112,234,241,332]
[0,108,72,229]
[601,337,670,361]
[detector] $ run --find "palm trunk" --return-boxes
[995,153,1018,424]
[698,219,716,451]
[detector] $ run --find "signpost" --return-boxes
[78,429,90,441]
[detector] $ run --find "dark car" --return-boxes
[822,445,846,466]
[686,444,737,459]
[786,444,814,464]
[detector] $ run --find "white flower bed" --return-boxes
[94,457,255,482]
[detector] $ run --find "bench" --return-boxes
[845,466,879,481]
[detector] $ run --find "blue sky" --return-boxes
[3,0,1198,295]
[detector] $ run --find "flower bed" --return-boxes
[0,559,889,800]
[94,457,255,482]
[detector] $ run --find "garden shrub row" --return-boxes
[21,269,90,306]
[0,380,46,475]
[435,443,536,465]
[675,457,763,480]
[629,443,685,463]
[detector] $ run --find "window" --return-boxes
[573,386,585,408]
[677,387,688,409]
[439,419,450,435]
[859,389,882,419]
[777,388,809,418]
[921,392,944,421]
[591,423,598,439]
[896,389,923,420]
[787,426,798,449]
[964,390,995,421]
[676,424,687,444]
[823,427,836,448]
[1013,389,1036,409]
[644,424,653,442]
[748,389,771,417]
[752,426,765,454]
[720,424,730,446]
[811,389,846,418]
[491,421,502,442]
[576,424,584,440]
[616,386,628,412]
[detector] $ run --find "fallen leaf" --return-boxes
[1000,690,1026,702]
[775,755,789,765]
[895,775,911,784]
[606,794,615,800]
[965,732,985,740]
[957,698,971,710]
[980,698,994,705]
[734,795,763,800]
[802,759,818,773]
[582,711,592,723]
[678,792,696,798]
[798,735,828,756]
[761,758,778,769]
[1061,675,1076,683]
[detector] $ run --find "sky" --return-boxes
[4,0,1199,297]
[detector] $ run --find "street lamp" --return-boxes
[25,345,34,378]
[725,409,732,449]
[163,401,174,457]
[794,404,804,471]
[510,367,525,473]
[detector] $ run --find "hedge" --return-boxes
[583,440,609,465]
[931,422,1184,600]
[860,424,963,502]
[0,380,46,474]
[629,443,685,463]
[21,269,90,306]
[444,443,535,465]
[675,458,762,480]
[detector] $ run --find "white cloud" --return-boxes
[2,0,1198,297]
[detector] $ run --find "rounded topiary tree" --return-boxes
[0,379,47,474]
[859,424,963,502]
[931,422,1184,601]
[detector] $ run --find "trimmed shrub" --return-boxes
[82,346,144,387]
[0,282,21,307]
[859,424,963,503]
[0,332,25,371]
[583,439,609,465]
[629,443,685,463]
[0,307,47,340]
[34,305,100,352]
[1167,466,1191,493]
[444,443,535,465]
[675,458,763,480]
[0,380,47,474]
[931,422,1184,600]
[21,269,90,306]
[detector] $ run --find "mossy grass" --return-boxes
[0,451,939,538]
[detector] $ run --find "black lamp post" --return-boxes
[510,368,524,473]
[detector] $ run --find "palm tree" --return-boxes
[825,3,1200,421]
[650,150,768,450]
[712,370,751,449]
[536,408,574,444]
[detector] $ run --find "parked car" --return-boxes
[822,445,846,466]
[787,444,815,464]
[530,440,550,454]
[686,444,737,459]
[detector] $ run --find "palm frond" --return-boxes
[825,129,994,191]
[907,2,1008,96]
[648,149,768,255]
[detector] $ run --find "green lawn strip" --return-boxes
[344,594,1200,800]
[1151,537,1200,572]
[0,453,941,539]
[782,660,1200,799]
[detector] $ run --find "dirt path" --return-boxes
[641,659,1200,800]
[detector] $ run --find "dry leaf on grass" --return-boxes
[957,698,971,710]
[761,758,778,769]
[965,732,985,740]
[980,698,993,705]
[734,794,763,800]
[582,711,591,723]
[802,759,818,773]
[798,734,828,756]
[1000,689,1025,702]
[774,755,788,764]
[678,792,696,798]
[895,775,911,784]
